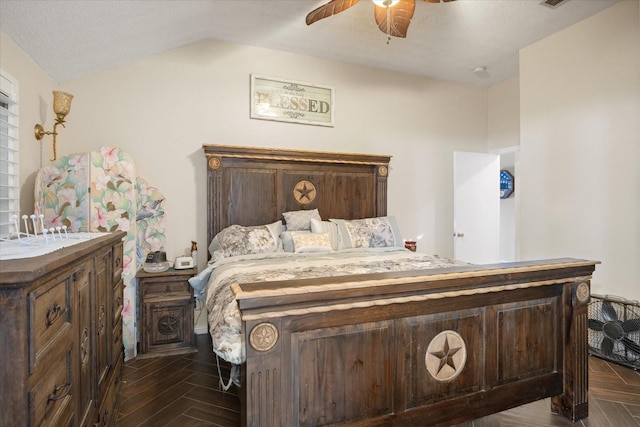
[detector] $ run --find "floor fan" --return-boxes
[588,294,640,370]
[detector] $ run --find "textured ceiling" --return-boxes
[0,0,622,87]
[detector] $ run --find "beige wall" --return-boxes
[3,0,637,306]
[60,41,490,263]
[1,36,489,265]
[519,0,639,300]
[0,33,56,213]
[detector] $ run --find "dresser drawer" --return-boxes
[28,346,74,427]
[112,278,123,328]
[96,355,123,427]
[28,273,73,373]
[113,240,123,281]
[112,318,123,363]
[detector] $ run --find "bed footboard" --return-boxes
[233,259,597,427]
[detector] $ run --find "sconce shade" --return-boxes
[52,91,73,119]
[35,90,74,161]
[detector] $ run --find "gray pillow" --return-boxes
[282,208,321,231]
[329,216,402,249]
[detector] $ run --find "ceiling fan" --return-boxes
[306,0,456,42]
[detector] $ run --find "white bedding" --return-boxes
[189,247,467,366]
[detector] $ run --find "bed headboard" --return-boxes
[203,144,391,247]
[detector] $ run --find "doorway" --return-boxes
[453,147,519,264]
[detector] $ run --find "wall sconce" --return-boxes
[34,90,73,161]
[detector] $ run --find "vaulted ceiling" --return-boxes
[0,0,621,87]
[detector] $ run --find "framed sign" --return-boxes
[250,74,334,127]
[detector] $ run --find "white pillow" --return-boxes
[310,218,340,251]
[291,231,332,253]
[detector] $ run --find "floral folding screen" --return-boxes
[35,146,166,360]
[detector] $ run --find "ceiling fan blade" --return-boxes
[374,0,415,38]
[306,0,360,25]
[588,318,604,331]
[602,300,618,322]
[422,0,456,3]
[622,318,640,333]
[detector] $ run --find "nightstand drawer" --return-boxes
[140,279,192,301]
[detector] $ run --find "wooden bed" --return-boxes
[202,144,598,427]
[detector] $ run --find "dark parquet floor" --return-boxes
[117,334,640,427]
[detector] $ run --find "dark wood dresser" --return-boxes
[0,231,125,427]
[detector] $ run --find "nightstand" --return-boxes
[136,267,198,358]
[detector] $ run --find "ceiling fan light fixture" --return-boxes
[306,0,454,43]
[372,0,400,7]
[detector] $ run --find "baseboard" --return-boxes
[194,325,208,335]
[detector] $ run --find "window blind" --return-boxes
[0,72,19,237]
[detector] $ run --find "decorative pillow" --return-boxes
[282,208,321,231]
[310,218,340,251]
[279,230,301,253]
[209,220,283,259]
[330,216,402,249]
[291,231,332,253]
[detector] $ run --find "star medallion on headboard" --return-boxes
[294,180,317,205]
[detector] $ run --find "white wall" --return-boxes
[488,77,520,262]
[519,0,639,301]
[488,77,520,153]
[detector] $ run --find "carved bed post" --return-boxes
[242,318,284,427]
[551,280,591,421]
[376,164,388,217]
[206,155,223,259]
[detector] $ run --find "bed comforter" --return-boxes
[190,247,467,366]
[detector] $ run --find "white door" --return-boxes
[453,151,500,264]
